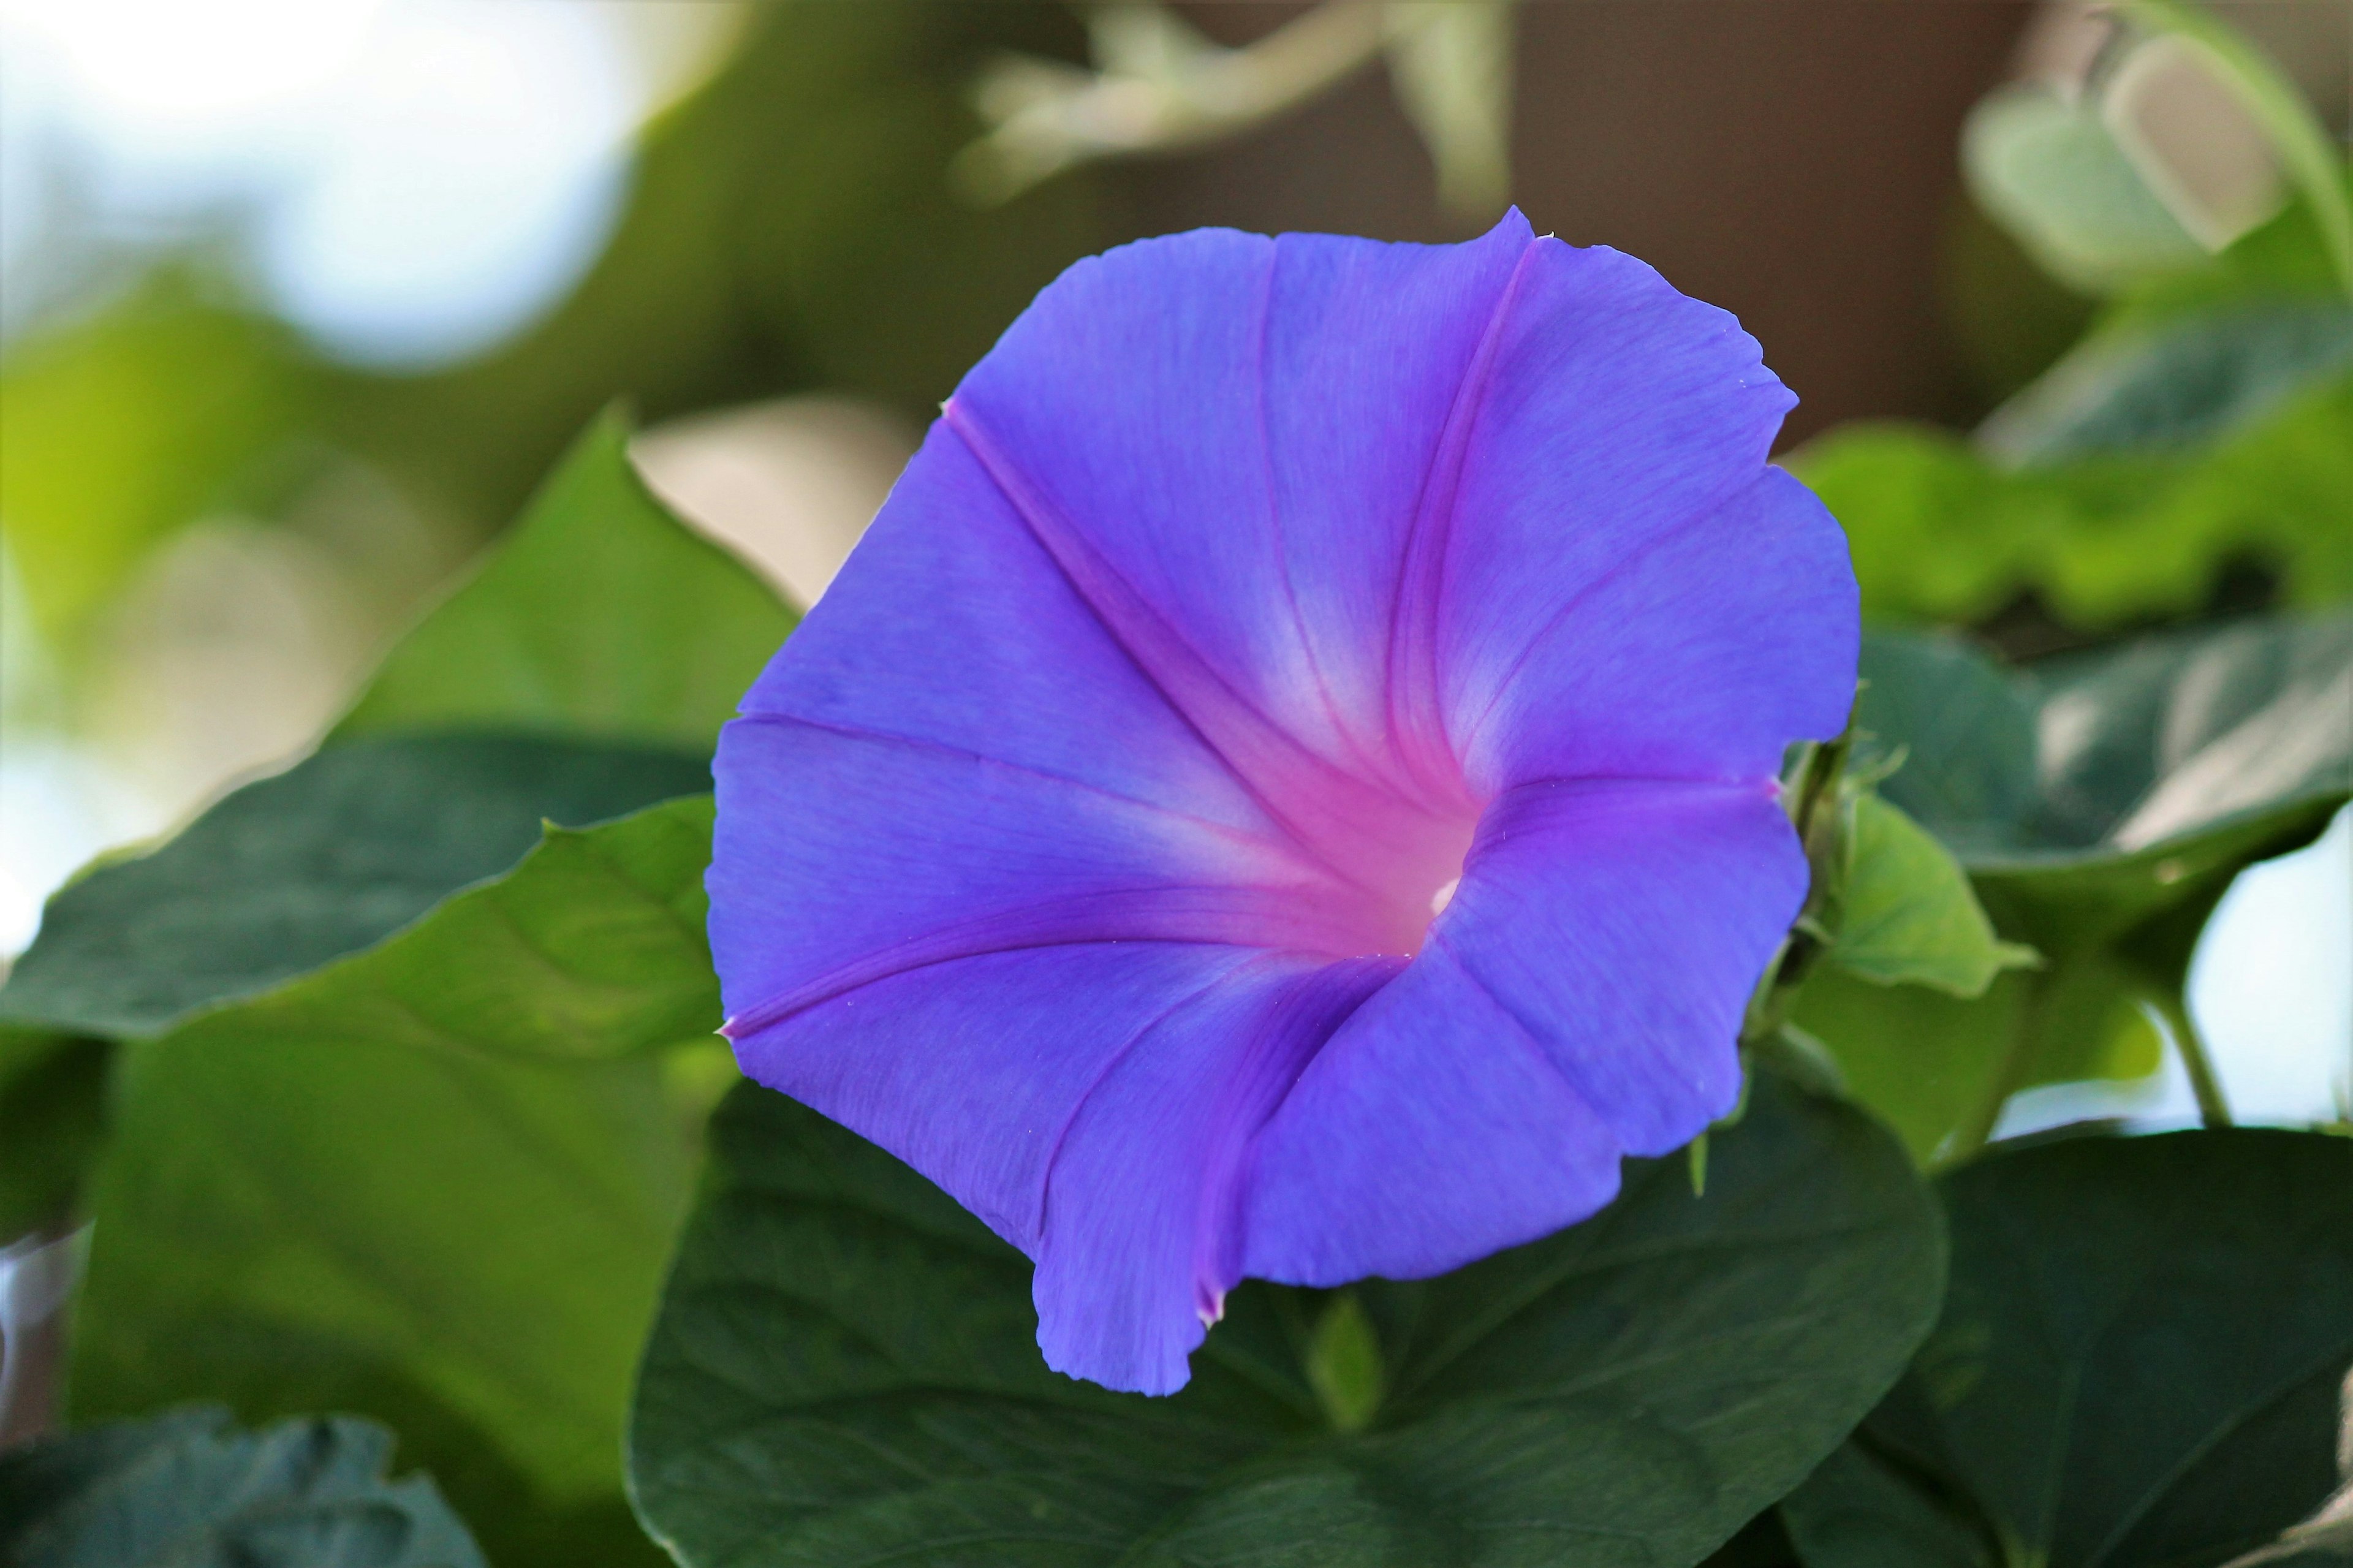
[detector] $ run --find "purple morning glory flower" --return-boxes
[709,211,1858,1395]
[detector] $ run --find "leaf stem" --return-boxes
[1952,966,2054,1161]
[2151,993,2234,1129]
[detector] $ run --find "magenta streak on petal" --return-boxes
[944,398,1483,958]
[1031,949,1390,1274]
[1383,233,1540,803]
[737,710,1329,877]
[1029,948,1264,1247]
[1420,923,1604,1126]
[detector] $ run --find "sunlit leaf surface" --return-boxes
[335,410,797,750]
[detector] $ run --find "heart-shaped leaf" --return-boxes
[333,408,797,751]
[1824,792,2037,998]
[0,733,710,1040]
[0,1405,485,1568]
[1783,1127,2353,1567]
[627,1070,1944,1567]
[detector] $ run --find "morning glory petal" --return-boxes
[708,211,1860,1395]
[1031,954,1395,1394]
[1241,779,1803,1286]
[1458,467,1861,790]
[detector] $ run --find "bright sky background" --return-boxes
[0,0,649,364]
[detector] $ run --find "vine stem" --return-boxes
[1950,967,2054,1161]
[2151,993,2234,1129]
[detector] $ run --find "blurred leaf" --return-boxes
[328,2,1113,543]
[1978,301,2353,464]
[1798,373,2353,629]
[0,1026,109,1243]
[627,1070,1942,1567]
[0,1404,486,1568]
[1788,1128,2353,1567]
[2100,173,2353,334]
[2117,0,2353,301]
[1939,189,2101,409]
[1793,970,2026,1167]
[1797,617,2349,1161]
[1868,615,2351,900]
[0,734,708,1040]
[1828,792,2037,998]
[334,411,795,750]
[0,282,311,640]
[1962,86,2207,295]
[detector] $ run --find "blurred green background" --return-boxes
[1,0,2347,1172]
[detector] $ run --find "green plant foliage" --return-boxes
[0,1026,110,1242]
[232,794,721,1066]
[626,1070,1944,1568]
[1779,1442,1993,1567]
[2116,0,2353,301]
[1797,371,2353,629]
[1868,616,2349,939]
[1796,615,2351,1161]
[2097,181,2353,335]
[0,1404,486,1568]
[0,281,313,640]
[1961,86,2207,295]
[1782,1127,2353,1566]
[0,734,709,1040]
[1824,792,2037,998]
[66,794,733,1567]
[1977,302,2353,464]
[333,411,797,750]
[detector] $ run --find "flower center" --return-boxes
[1349,806,1479,960]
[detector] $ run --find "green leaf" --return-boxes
[627,1070,1944,1567]
[333,408,797,751]
[1795,374,2353,630]
[1977,301,2353,464]
[0,1026,110,1243]
[0,733,709,1040]
[66,797,731,1566]
[1779,1441,1994,1568]
[1788,1127,2353,1567]
[2116,0,2353,301]
[1962,86,2207,294]
[1828,792,2037,998]
[0,1404,487,1568]
[229,793,722,1066]
[1809,616,2349,1158]
[1861,616,2351,925]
